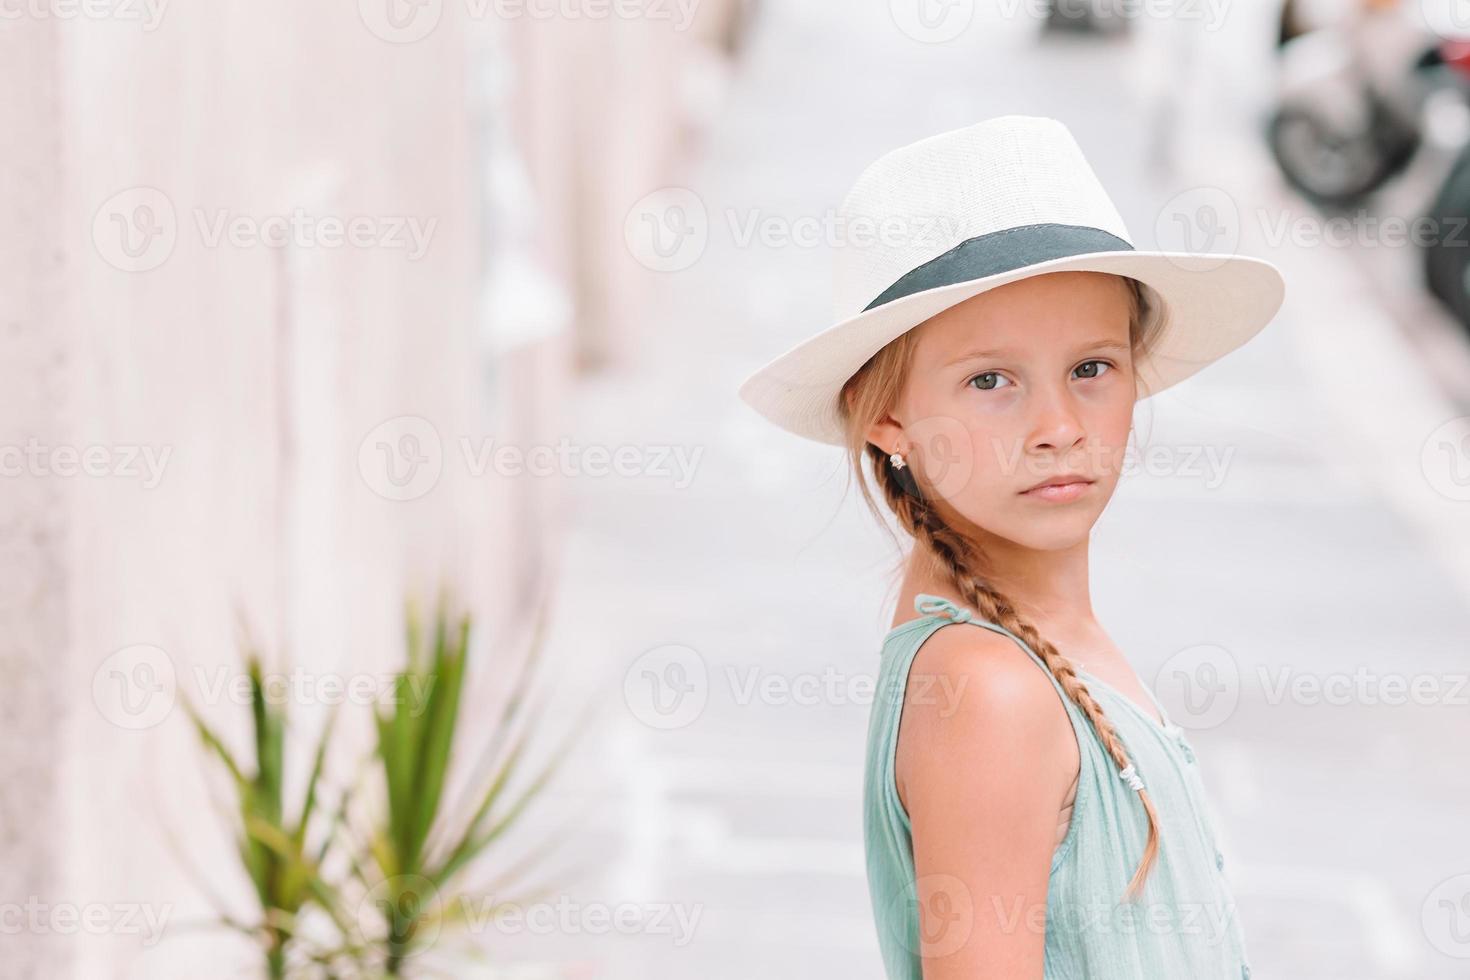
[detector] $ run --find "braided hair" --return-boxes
[840,274,1166,901]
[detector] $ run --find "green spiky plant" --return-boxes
[355,592,582,976]
[175,588,582,978]
[182,650,355,979]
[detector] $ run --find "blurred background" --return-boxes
[7,0,1470,977]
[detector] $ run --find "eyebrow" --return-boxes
[942,338,1131,367]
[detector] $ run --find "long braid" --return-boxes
[869,441,1161,901]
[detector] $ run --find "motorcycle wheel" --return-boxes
[1043,0,1127,33]
[1266,101,1420,208]
[1423,143,1470,330]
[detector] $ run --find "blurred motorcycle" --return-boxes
[1265,3,1462,207]
[1042,0,1131,34]
[1421,47,1470,329]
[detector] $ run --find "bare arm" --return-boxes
[895,625,1080,979]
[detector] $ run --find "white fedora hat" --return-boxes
[736,115,1287,447]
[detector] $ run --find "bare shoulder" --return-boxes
[895,621,1078,812]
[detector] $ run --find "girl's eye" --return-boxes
[967,371,1011,391]
[967,362,1113,389]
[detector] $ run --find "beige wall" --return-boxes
[1,1,741,977]
[0,16,74,980]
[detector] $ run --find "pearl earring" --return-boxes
[889,451,907,470]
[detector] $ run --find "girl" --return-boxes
[737,116,1283,979]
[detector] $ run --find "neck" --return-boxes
[901,531,1098,638]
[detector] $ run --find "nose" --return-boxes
[1026,382,1087,454]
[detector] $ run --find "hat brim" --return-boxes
[736,251,1286,447]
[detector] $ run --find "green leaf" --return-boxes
[295,704,339,848]
[409,612,467,867]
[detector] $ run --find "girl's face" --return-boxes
[868,270,1137,552]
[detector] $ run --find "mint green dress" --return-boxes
[864,593,1253,980]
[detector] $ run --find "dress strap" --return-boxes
[912,593,1043,663]
[914,593,973,623]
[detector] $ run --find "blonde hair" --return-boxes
[839,273,1168,901]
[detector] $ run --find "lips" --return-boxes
[1021,473,1094,494]
[1019,474,1095,502]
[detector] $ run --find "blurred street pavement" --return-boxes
[545,6,1470,978]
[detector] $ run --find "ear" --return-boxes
[865,414,904,456]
